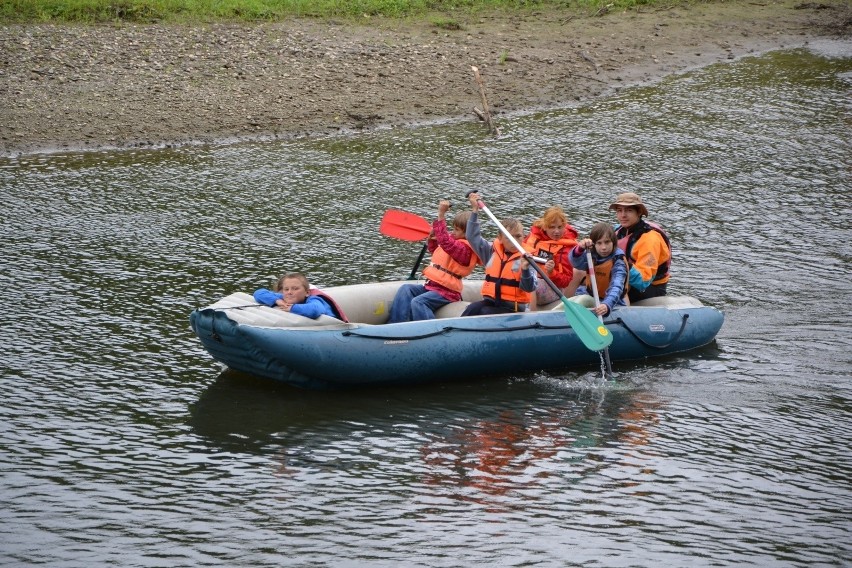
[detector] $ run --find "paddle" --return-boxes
[585,248,614,374]
[379,209,432,280]
[471,195,613,352]
[379,209,431,242]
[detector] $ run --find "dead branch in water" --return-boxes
[470,65,500,137]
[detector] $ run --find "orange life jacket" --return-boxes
[585,254,629,299]
[422,240,478,293]
[616,219,671,285]
[481,240,532,306]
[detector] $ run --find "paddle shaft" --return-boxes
[408,242,428,280]
[474,199,564,299]
[586,248,614,375]
[471,196,613,353]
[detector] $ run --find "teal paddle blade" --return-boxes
[559,297,614,352]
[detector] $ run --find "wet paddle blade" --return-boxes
[379,209,432,242]
[560,297,614,352]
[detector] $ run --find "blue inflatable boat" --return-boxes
[189,280,723,389]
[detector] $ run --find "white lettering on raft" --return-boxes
[649,324,666,332]
[383,340,410,345]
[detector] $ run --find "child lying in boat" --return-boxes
[388,200,478,323]
[253,272,345,320]
[568,222,629,317]
[462,192,537,316]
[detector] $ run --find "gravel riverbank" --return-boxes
[1,1,849,157]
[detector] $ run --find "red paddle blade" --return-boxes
[379,209,432,242]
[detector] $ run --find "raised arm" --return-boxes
[464,200,493,264]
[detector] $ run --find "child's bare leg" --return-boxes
[563,270,585,297]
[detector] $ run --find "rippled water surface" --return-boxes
[2,45,851,567]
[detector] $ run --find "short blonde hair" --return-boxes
[274,272,310,293]
[500,218,524,239]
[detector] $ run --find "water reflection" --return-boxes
[417,402,623,503]
[190,370,667,510]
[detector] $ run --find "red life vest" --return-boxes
[481,240,532,306]
[616,219,672,284]
[422,240,478,293]
[309,289,349,322]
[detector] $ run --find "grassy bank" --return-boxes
[1,0,681,24]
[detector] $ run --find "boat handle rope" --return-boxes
[202,306,260,343]
[203,308,689,348]
[208,317,221,342]
[611,313,689,349]
[341,321,566,340]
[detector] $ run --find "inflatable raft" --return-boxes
[189,280,724,389]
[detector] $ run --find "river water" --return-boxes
[2,43,850,566]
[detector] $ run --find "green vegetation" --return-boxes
[430,16,465,30]
[0,0,671,25]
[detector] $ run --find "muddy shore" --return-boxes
[1,1,849,157]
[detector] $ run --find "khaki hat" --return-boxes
[609,192,648,217]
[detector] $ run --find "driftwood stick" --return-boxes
[580,51,601,74]
[594,3,614,17]
[567,70,609,84]
[470,65,500,137]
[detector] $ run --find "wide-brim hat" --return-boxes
[609,192,648,217]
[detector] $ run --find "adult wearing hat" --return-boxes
[610,192,672,303]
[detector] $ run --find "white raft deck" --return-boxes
[202,280,705,329]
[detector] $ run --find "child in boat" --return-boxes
[387,200,478,323]
[461,192,537,316]
[253,272,342,320]
[523,205,579,306]
[568,222,629,317]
